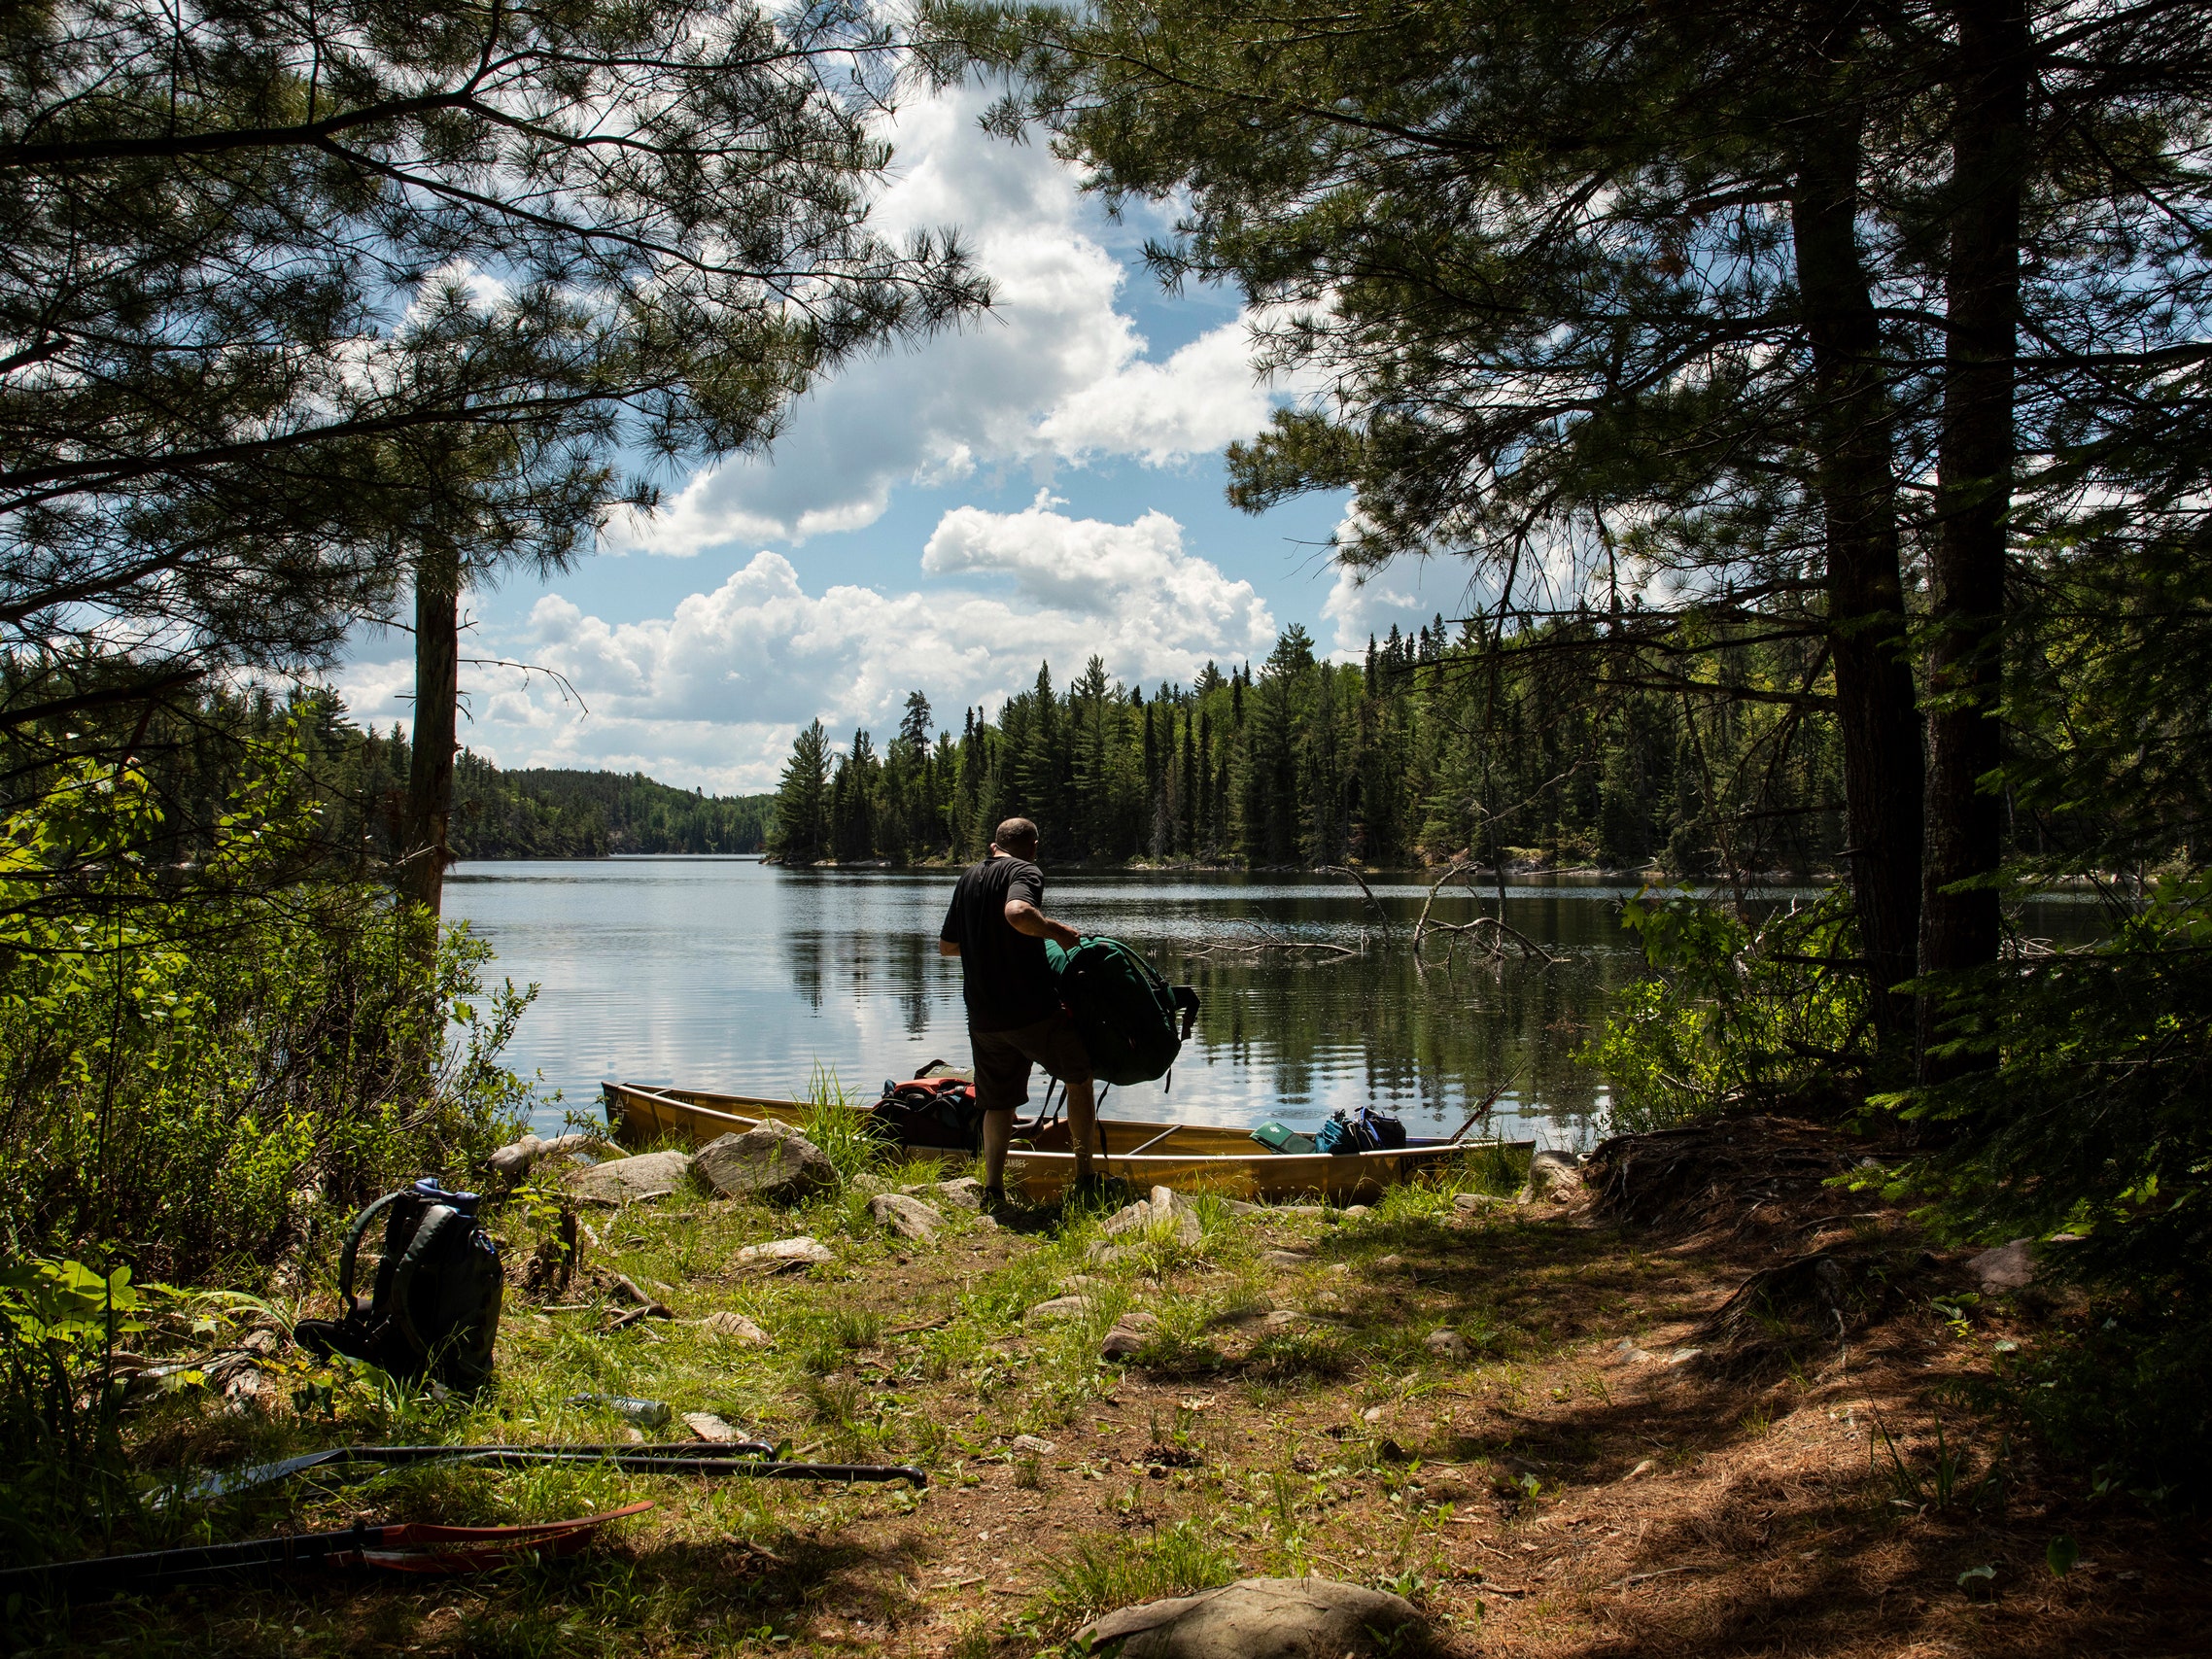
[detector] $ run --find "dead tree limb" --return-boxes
[1465,915,1560,965]
[1412,862,1474,949]
[1320,865,1394,939]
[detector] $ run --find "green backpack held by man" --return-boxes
[1045,935,1201,1088]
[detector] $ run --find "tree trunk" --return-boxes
[1791,93,1925,1054]
[1920,0,2029,1078]
[400,569,460,916]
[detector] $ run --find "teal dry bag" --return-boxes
[1046,936,1201,1088]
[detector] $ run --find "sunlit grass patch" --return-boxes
[1245,1325,1355,1386]
[1024,1520,1238,1640]
[798,1060,889,1187]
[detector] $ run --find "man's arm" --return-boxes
[1005,897,1081,950]
[940,886,963,957]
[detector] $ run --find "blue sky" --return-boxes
[339,89,1474,793]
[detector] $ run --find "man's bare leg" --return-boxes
[1065,1075,1097,1185]
[981,1106,1016,1198]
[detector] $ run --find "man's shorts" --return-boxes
[971,1011,1091,1114]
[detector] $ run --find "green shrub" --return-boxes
[1578,884,1871,1130]
[0,1259,149,1567]
[0,740,535,1282]
[1875,874,2212,1498]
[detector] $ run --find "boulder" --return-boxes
[701,1310,772,1346]
[1453,1191,1511,1212]
[490,1130,609,1180]
[1100,1187,1202,1247]
[933,1176,988,1212]
[1522,1148,1582,1204]
[870,1192,944,1240]
[1968,1238,2037,1293]
[1099,1309,1158,1360]
[733,1235,833,1271]
[1025,1295,1096,1324]
[1073,1576,1424,1659]
[567,1149,694,1205]
[693,1122,837,1203]
[1425,1327,1469,1360]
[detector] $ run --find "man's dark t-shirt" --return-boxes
[940,856,1059,1032]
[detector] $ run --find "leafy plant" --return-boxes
[1871,875,2212,1497]
[0,741,535,1282]
[1578,884,1873,1130]
[0,1258,156,1565]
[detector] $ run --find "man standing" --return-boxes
[937,816,1096,1204]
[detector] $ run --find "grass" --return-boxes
[1025,1521,1239,1639]
[18,1130,2207,1659]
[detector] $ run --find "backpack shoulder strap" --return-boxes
[1172,985,1200,1040]
[337,1190,412,1313]
[386,1203,465,1360]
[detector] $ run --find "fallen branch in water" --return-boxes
[1411,862,1474,948]
[1185,937,1361,959]
[1184,918,1364,959]
[1423,914,1560,964]
[1320,865,1395,939]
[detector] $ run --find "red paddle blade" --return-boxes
[346,1500,655,1574]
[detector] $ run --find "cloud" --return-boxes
[921,489,1256,617]
[608,91,1288,556]
[348,500,1278,792]
[1316,502,1481,657]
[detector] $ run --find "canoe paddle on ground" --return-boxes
[176,1441,927,1503]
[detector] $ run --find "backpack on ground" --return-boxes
[295,1178,503,1388]
[1314,1105,1408,1156]
[1045,936,1201,1089]
[873,1060,985,1153]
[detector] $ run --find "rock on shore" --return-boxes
[693,1122,837,1202]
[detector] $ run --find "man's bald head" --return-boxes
[993,817,1039,857]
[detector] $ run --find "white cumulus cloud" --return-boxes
[349,501,1278,792]
[608,90,1289,556]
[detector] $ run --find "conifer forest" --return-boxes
[769,623,1847,874]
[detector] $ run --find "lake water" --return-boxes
[448,860,2108,1153]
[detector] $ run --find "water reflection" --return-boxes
[446,860,2107,1154]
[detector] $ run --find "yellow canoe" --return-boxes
[602,1081,1531,1204]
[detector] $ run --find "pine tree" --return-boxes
[768,720,832,863]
